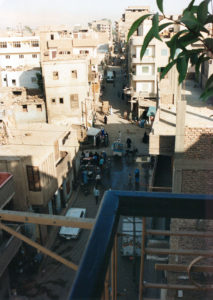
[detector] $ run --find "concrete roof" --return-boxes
[0,144,52,163]
[7,123,72,146]
[72,39,98,47]
[152,80,213,136]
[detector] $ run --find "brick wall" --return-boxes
[184,127,213,160]
[182,170,213,194]
[167,126,213,300]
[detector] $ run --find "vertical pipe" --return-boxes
[114,234,118,300]
[139,217,146,300]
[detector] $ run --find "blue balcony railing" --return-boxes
[69,190,213,299]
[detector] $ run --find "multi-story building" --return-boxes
[115,6,150,43]
[0,123,79,242]
[89,19,112,42]
[0,172,22,299]
[127,18,174,119]
[42,54,93,126]
[149,72,213,299]
[0,35,41,89]
[0,87,46,125]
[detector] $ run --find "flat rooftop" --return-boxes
[7,123,72,146]
[152,80,213,136]
[0,144,51,161]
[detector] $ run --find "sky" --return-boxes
[0,0,206,29]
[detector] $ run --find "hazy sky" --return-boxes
[0,0,206,29]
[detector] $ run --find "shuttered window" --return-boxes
[70,94,79,109]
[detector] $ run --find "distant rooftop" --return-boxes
[72,39,98,47]
[153,80,213,136]
[126,6,150,11]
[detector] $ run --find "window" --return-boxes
[142,66,149,73]
[71,70,77,79]
[5,55,10,59]
[36,104,42,111]
[141,83,150,93]
[80,50,89,55]
[53,71,59,80]
[32,54,37,58]
[22,105,28,112]
[19,54,24,59]
[50,34,54,40]
[161,49,168,56]
[51,98,56,104]
[13,41,21,48]
[59,51,71,55]
[12,79,16,86]
[144,48,150,56]
[59,98,64,104]
[70,94,79,108]
[0,42,7,48]
[31,77,36,83]
[26,166,41,191]
[31,40,39,47]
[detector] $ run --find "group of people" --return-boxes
[80,150,109,205]
[95,129,109,148]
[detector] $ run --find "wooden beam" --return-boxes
[146,248,213,257]
[111,242,115,300]
[146,229,213,238]
[0,222,78,271]
[104,267,110,300]
[114,234,118,300]
[143,282,213,290]
[139,217,146,300]
[155,263,213,273]
[0,209,94,229]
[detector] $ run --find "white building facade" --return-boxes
[0,36,41,89]
[42,56,92,126]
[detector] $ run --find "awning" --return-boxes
[86,127,101,137]
[147,106,156,117]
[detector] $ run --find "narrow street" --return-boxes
[14,63,160,300]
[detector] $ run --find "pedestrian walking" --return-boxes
[135,168,140,190]
[104,115,108,124]
[95,173,101,186]
[126,137,132,149]
[93,186,100,205]
[109,105,113,115]
[99,157,104,171]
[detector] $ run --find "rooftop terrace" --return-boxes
[152,80,213,136]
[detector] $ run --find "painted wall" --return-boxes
[14,103,46,123]
[1,69,41,89]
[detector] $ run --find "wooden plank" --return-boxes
[139,217,146,300]
[144,282,213,290]
[146,229,213,238]
[0,209,94,229]
[155,263,213,273]
[146,248,213,257]
[0,222,78,271]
